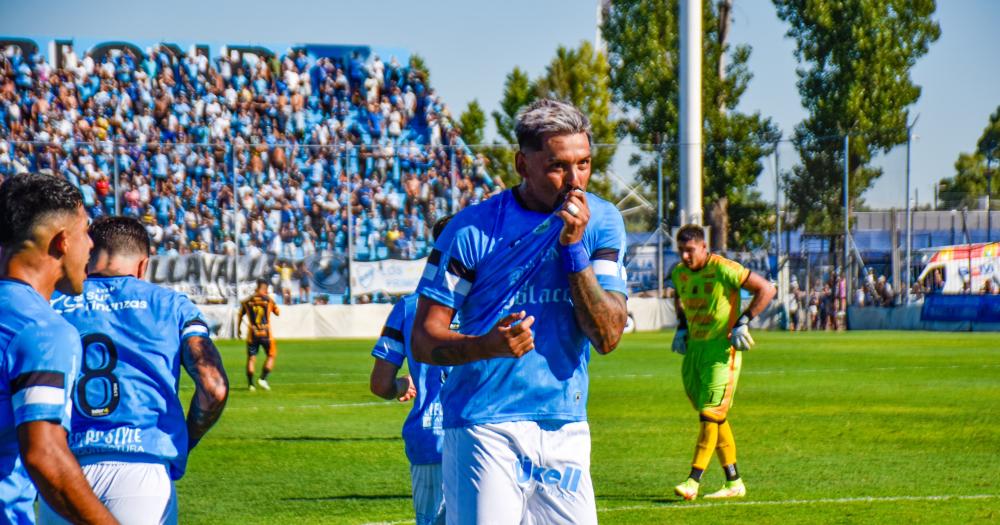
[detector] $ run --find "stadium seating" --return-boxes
[0,45,500,261]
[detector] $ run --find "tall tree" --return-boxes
[534,41,616,198]
[774,0,940,233]
[485,68,535,189]
[487,46,618,200]
[936,106,1000,210]
[602,0,779,250]
[458,99,486,146]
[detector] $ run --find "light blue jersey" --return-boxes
[416,189,627,428]
[371,294,450,465]
[0,278,80,525]
[51,276,209,480]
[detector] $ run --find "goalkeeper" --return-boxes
[669,224,775,500]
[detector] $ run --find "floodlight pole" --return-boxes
[679,0,703,226]
[904,117,917,304]
[775,143,784,309]
[843,135,851,300]
[657,149,664,297]
[987,158,994,242]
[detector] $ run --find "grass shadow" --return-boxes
[261,436,402,443]
[282,494,410,502]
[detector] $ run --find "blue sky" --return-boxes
[2,0,997,210]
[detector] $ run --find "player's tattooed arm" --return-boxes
[412,297,535,365]
[568,268,627,354]
[181,335,229,450]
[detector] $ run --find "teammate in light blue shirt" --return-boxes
[44,217,229,525]
[369,217,454,525]
[0,173,115,524]
[412,100,628,524]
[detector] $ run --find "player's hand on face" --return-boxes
[396,375,416,402]
[487,310,535,358]
[558,188,589,246]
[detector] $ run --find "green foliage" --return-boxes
[774,0,940,232]
[458,99,486,147]
[936,106,1000,210]
[408,53,430,85]
[602,0,779,250]
[487,44,618,201]
[491,67,535,145]
[486,68,535,190]
[178,332,1000,523]
[937,152,989,211]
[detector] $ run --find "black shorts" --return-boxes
[246,337,273,357]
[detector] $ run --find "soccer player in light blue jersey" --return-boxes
[370,217,453,525]
[43,217,229,525]
[412,99,628,524]
[0,173,116,524]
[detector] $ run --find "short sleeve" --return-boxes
[586,201,628,296]
[716,256,751,292]
[416,216,482,312]
[176,294,210,341]
[7,323,80,430]
[371,301,406,367]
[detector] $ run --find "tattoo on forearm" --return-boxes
[568,267,627,352]
[182,336,229,447]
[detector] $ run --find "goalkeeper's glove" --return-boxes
[730,314,755,351]
[672,328,688,355]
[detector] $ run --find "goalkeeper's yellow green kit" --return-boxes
[671,253,750,493]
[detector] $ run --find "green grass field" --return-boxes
[176,331,1000,524]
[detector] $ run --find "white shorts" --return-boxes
[443,421,596,525]
[38,461,177,525]
[411,463,445,525]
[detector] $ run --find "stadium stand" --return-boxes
[0,44,502,263]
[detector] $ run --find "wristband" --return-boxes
[559,241,590,274]
[736,313,753,326]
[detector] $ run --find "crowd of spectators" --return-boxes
[0,43,501,261]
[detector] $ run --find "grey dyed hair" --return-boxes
[514,99,592,152]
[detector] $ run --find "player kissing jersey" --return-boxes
[0,278,81,523]
[671,254,750,341]
[50,275,210,480]
[416,189,627,428]
[371,294,449,465]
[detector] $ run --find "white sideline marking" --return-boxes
[599,493,1000,513]
[360,493,1000,525]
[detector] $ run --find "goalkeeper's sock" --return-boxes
[688,467,704,483]
[692,417,720,472]
[716,419,738,471]
[246,371,254,388]
[723,463,740,482]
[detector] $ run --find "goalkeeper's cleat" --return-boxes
[257,378,271,391]
[703,479,746,499]
[248,384,256,392]
[673,478,699,501]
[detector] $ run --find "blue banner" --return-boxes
[921,294,1000,323]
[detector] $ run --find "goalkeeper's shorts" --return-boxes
[682,337,742,421]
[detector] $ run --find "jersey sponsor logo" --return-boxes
[421,401,443,431]
[515,457,584,492]
[51,293,149,313]
[70,426,146,454]
[511,285,572,307]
